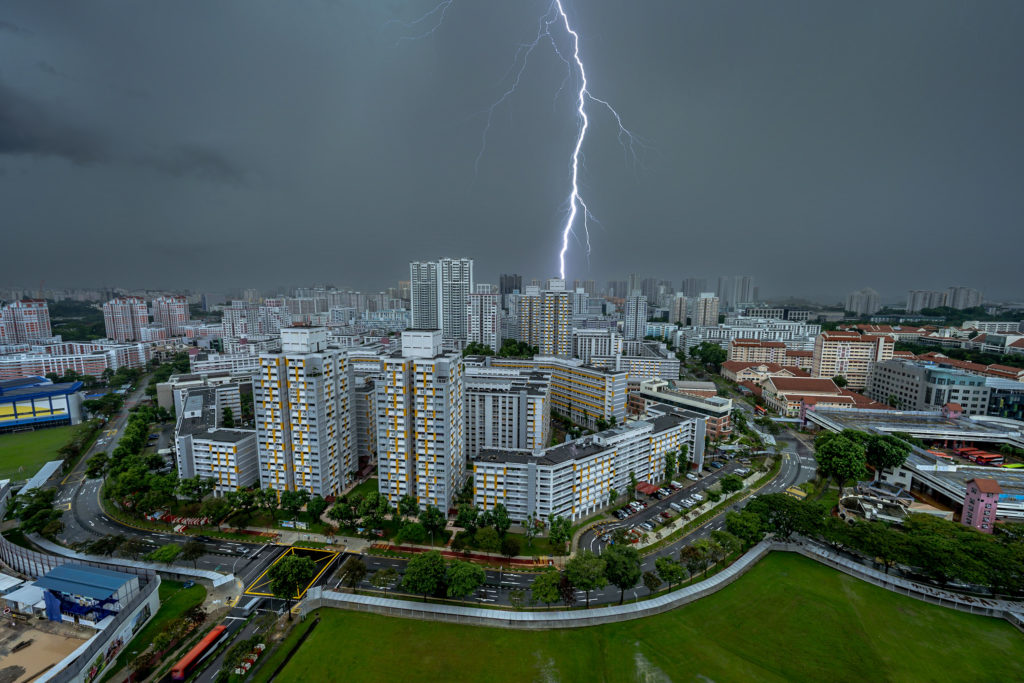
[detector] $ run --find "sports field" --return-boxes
[0,426,75,480]
[275,553,1024,682]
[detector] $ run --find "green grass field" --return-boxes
[275,553,1024,683]
[0,425,76,480]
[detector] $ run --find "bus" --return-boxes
[754,404,767,415]
[974,453,1005,466]
[171,625,227,680]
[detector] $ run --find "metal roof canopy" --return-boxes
[34,564,132,600]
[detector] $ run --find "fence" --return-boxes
[301,538,1024,630]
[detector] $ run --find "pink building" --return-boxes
[103,297,150,342]
[1,300,52,343]
[151,296,189,336]
[962,478,1002,533]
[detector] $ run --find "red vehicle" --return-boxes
[171,625,227,680]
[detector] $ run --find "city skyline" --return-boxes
[1,1,1023,298]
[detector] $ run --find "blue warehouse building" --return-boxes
[0,376,84,433]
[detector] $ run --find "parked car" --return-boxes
[614,509,627,520]
[686,473,699,481]
[710,461,724,469]
[669,502,682,512]
[669,481,682,490]
[660,511,673,519]
[639,522,654,532]
[735,467,749,476]
[692,492,704,501]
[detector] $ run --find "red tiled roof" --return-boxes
[767,377,841,393]
[731,339,786,348]
[784,350,813,357]
[738,381,763,397]
[780,365,810,377]
[1010,339,1024,349]
[967,478,1003,495]
[798,395,857,406]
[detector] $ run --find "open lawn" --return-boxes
[0,425,75,480]
[275,553,1024,683]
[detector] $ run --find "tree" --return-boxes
[693,342,727,370]
[629,471,639,501]
[607,488,618,506]
[547,515,572,548]
[222,406,235,427]
[176,476,214,505]
[832,375,848,388]
[399,494,419,519]
[509,589,527,610]
[268,554,315,618]
[565,549,607,607]
[85,454,108,478]
[655,556,685,590]
[403,550,446,601]
[814,432,868,490]
[86,534,125,557]
[306,495,328,522]
[396,522,428,544]
[455,504,479,533]
[531,569,561,608]
[328,499,357,527]
[491,503,511,537]
[340,556,368,589]
[446,560,486,599]
[720,474,744,494]
[642,570,663,595]
[370,567,399,594]
[181,540,206,568]
[120,537,147,560]
[724,509,765,548]
[602,544,642,604]
[664,451,677,482]
[558,574,577,608]
[524,512,540,547]
[678,544,704,578]
[146,543,181,565]
[280,489,311,519]
[476,526,501,553]
[501,535,521,561]
[420,505,447,542]
[462,341,494,356]
[864,434,912,479]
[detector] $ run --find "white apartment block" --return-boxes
[174,387,259,495]
[518,285,572,357]
[572,328,623,364]
[812,331,895,390]
[591,342,680,386]
[103,297,150,342]
[409,258,474,341]
[473,411,706,523]
[190,352,262,374]
[485,356,627,430]
[669,294,688,325]
[152,296,189,336]
[466,291,501,351]
[410,261,442,330]
[623,295,648,340]
[693,293,719,327]
[676,318,822,352]
[376,330,465,511]
[255,327,354,497]
[464,366,550,458]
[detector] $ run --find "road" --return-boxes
[52,374,263,573]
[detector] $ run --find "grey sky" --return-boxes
[1,1,1022,302]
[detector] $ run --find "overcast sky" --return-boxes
[2,1,1022,302]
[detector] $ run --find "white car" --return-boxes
[686,473,699,482]
[692,493,704,501]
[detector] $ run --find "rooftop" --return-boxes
[34,564,132,600]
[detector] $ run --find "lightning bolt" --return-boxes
[393,0,643,280]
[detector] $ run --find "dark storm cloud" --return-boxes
[0,79,107,164]
[0,0,1022,302]
[0,78,240,181]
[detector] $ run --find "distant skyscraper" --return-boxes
[573,279,597,296]
[845,288,881,316]
[694,293,720,327]
[669,294,688,325]
[467,291,501,351]
[519,282,572,357]
[623,295,648,340]
[499,273,522,295]
[715,277,732,309]
[410,260,442,330]
[946,286,983,310]
[733,276,754,308]
[681,278,706,298]
[627,273,643,297]
[103,297,150,342]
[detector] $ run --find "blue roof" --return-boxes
[0,381,83,402]
[0,376,49,391]
[34,564,132,600]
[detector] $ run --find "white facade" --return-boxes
[623,295,648,340]
[473,413,705,523]
[103,297,150,342]
[151,296,189,336]
[376,330,465,511]
[518,287,572,357]
[572,328,623,364]
[466,291,501,351]
[464,366,550,458]
[255,327,354,496]
[669,294,688,325]
[693,293,719,327]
